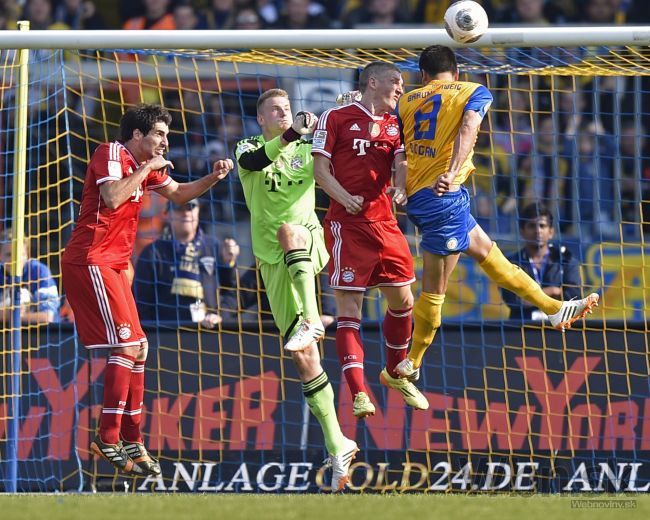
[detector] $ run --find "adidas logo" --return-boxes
[349,123,361,131]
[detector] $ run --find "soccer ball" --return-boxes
[444,0,489,44]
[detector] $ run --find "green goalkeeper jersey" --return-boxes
[235,134,321,265]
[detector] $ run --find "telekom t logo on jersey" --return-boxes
[130,185,144,203]
[353,138,371,156]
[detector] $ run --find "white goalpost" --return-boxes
[0,26,649,49]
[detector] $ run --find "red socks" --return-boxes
[383,308,412,378]
[120,361,145,443]
[336,317,365,397]
[99,353,135,444]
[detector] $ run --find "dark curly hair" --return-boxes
[119,104,172,142]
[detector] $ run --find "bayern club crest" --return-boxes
[291,156,303,169]
[385,123,399,137]
[117,323,132,340]
[341,267,356,283]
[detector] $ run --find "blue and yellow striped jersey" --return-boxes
[397,80,493,196]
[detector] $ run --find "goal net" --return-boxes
[1,27,649,493]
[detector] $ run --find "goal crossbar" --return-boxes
[0,26,649,50]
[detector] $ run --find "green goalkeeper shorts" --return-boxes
[259,223,328,339]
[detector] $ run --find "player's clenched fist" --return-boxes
[432,171,454,196]
[211,158,234,181]
[292,111,318,135]
[147,155,174,172]
[344,194,364,215]
[387,186,407,206]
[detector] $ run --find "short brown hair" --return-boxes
[257,88,289,113]
[358,62,401,93]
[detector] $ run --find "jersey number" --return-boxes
[413,94,442,140]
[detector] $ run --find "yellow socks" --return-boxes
[409,292,445,368]
[409,242,563,370]
[480,243,562,315]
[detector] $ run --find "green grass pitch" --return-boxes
[2,494,649,520]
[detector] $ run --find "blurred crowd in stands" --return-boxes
[1,0,650,32]
[469,77,650,244]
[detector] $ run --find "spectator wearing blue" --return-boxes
[570,120,617,241]
[618,118,650,238]
[627,0,650,23]
[501,203,582,321]
[519,116,571,231]
[0,230,60,324]
[580,0,618,24]
[134,198,239,328]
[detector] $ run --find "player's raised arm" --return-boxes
[156,158,234,205]
[236,111,317,171]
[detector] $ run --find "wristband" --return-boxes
[282,127,301,143]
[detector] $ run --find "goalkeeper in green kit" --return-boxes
[234,88,358,492]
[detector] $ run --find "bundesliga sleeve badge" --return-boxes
[108,160,122,177]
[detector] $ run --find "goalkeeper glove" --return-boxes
[283,111,318,142]
[291,111,318,135]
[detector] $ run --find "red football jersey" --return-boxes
[62,141,171,269]
[312,101,404,223]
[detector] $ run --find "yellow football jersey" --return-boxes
[398,80,493,196]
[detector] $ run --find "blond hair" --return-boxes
[256,88,289,113]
